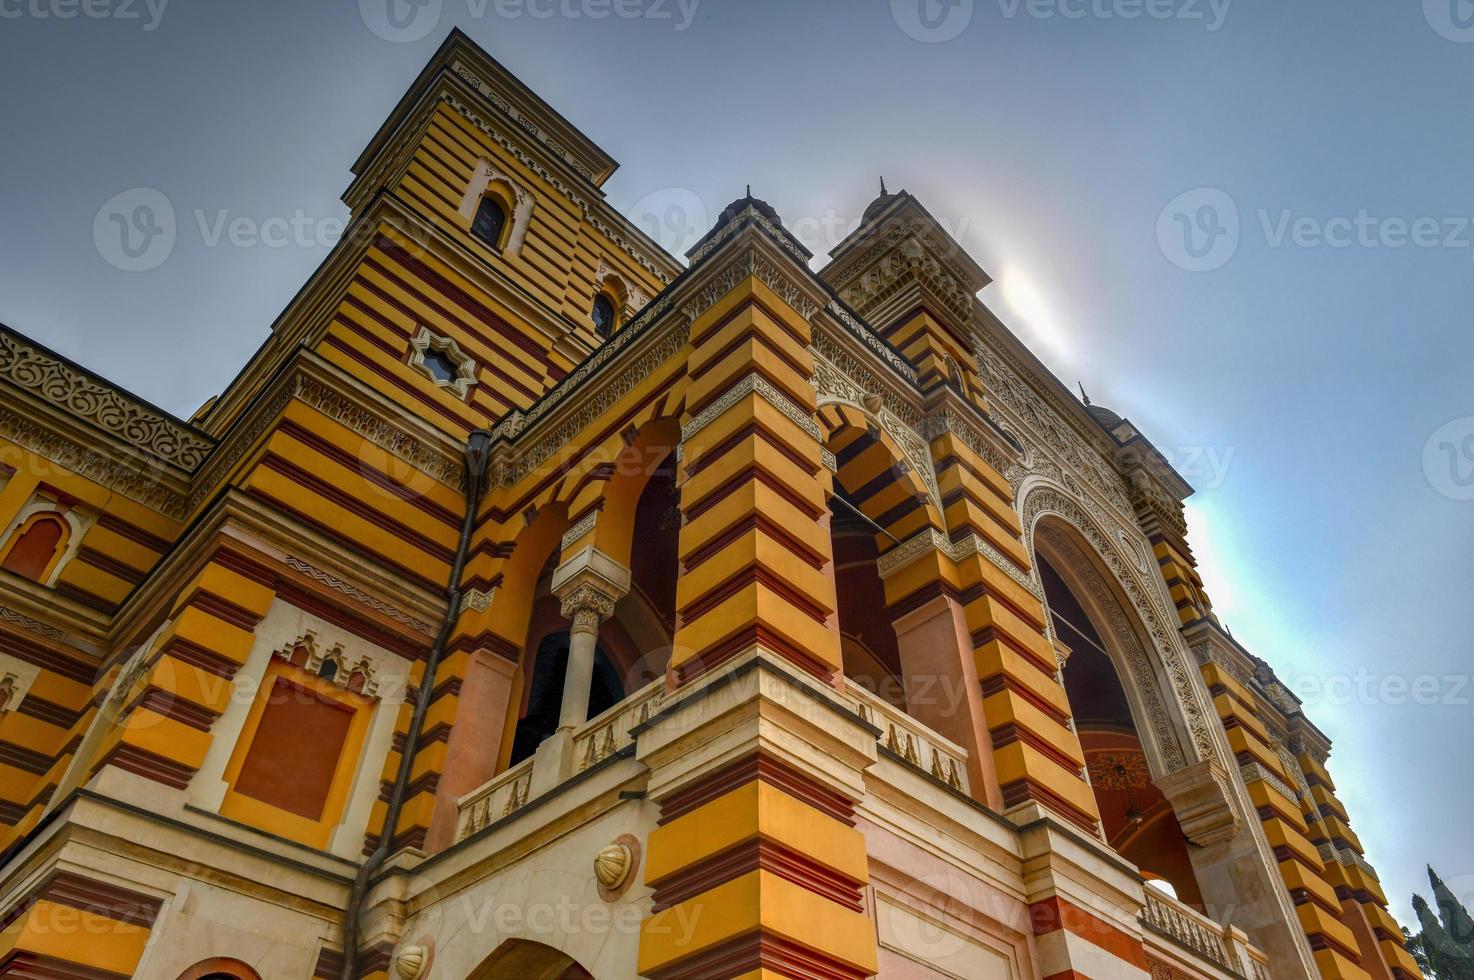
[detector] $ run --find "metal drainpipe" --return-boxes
[340,427,493,980]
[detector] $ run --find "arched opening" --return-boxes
[509,585,626,766]
[830,504,903,708]
[591,292,617,338]
[1035,546,1204,910]
[176,958,262,980]
[471,183,512,250]
[1,512,69,582]
[471,938,593,979]
[619,447,679,683]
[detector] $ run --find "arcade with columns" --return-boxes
[0,30,1417,980]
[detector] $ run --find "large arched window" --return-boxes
[471,195,508,249]
[0,512,69,583]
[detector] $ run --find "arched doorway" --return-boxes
[1037,551,1204,909]
[176,959,262,980]
[470,938,594,979]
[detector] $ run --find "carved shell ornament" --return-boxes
[595,843,634,890]
[395,944,429,980]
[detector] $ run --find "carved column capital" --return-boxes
[558,583,618,634]
[551,544,630,635]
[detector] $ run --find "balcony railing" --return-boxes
[456,678,665,841]
[456,755,534,841]
[1141,889,1231,967]
[570,678,665,773]
[1140,888,1271,979]
[847,684,969,794]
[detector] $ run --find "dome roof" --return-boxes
[714,190,781,229]
[1086,403,1125,429]
[862,178,898,223]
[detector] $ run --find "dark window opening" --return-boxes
[472,196,507,248]
[421,347,458,384]
[591,294,616,338]
[510,631,624,765]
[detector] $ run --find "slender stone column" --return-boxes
[549,541,630,729]
[556,584,617,730]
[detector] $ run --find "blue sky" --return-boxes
[2,0,1470,934]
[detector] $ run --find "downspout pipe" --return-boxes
[340,427,493,979]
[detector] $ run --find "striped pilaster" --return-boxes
[635,653,880,980]
[1198,658,1375,979]
[640,235,879,978]
[1298,749,1421,979]
[640,756,875,980]
[669,268,841,686]
[0,871,163,978]
[929,427,1100,834]
[96,558,275,791]
[364,655,429,854]
[0,629,91,849]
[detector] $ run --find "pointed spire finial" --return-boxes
[880,177,888,196]
[746,184,751,198]
[1078,382,1091,406]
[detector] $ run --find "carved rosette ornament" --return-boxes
[595,844,632,889]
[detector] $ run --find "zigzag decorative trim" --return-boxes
[876,527,1043,601]
[284,557,433,637]
[681,373,822,446]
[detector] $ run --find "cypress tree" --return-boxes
[1411,869,1474,979]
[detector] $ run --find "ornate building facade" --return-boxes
[0,30,1419,980]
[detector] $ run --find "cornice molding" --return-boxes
[0,326,212,471]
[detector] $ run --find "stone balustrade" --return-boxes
[569,677,664,773]
[1140,887,1272,979]
[847,683,969,793]
[456,678,664,841]
[456,755,534,841]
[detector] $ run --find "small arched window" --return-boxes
[471,195,507,249]
[591,294,616,339]
[0,513,69,583]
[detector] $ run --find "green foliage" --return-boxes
[1409,868,1474,979]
